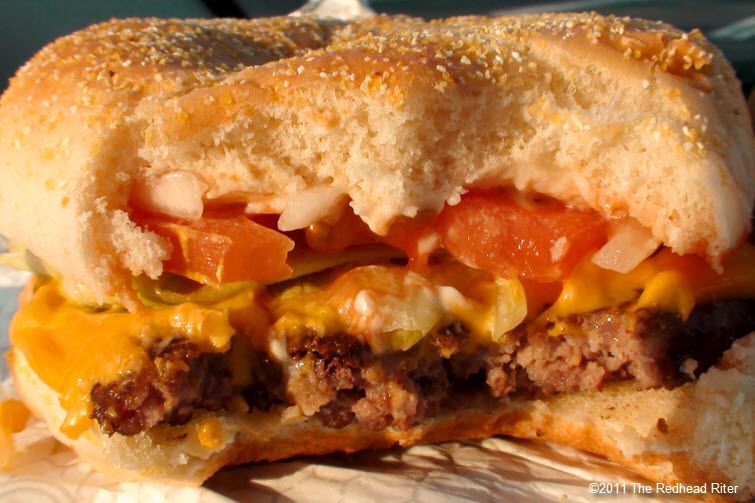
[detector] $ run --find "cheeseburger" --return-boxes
[0,12,753,493]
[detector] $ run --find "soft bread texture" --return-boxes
[0,17,332,302]
[9,334,754,497]
[0,14,753,301]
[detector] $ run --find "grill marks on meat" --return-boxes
[91,340,232,436]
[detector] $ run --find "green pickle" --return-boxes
[384,329,425,352]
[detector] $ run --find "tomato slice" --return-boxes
[134,213,294,285]
[436,190,608,282]
[381,214,438,264]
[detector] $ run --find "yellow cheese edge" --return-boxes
[9,281,262,438]
[543,244,755,321]
[8,244,755,440]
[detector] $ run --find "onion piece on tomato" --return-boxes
[131,172,207,220]
[277,185,347,231]
[591,218,660,273]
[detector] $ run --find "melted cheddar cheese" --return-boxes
[8,244,755,441]
[0,399,30,470]
[543,244,755,321]
[196,417,225,449]
[269,262,525,353]
[10,281,263,438]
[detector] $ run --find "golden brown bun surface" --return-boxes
[9,333,755,498]
[0,13,753,301]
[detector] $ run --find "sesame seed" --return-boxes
[0,11,730,192]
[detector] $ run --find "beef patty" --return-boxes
[90,300,754,436]
[91,339,232,435]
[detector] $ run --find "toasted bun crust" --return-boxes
[9,334,754,498]
[0,14,752,301]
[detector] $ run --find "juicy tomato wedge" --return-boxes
[436,190,608,282]
[134,212,294,285]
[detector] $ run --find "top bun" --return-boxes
[0,13,752,302]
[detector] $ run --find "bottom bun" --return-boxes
[8,333,754,497]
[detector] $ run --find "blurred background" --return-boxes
[0,0,753,93]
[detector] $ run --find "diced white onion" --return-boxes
[591,218,660,273]
[245,195,287,215]
[268,335,291,364]
[277,185,347,231]
[416,232,440,257]
[491,278,527,342]
[437,285,471,313]
[132,172,207,219]
[354,289,377,317]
